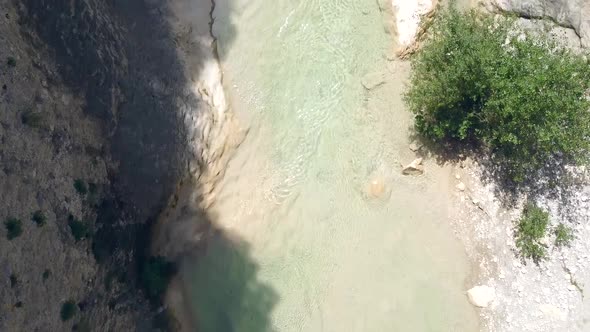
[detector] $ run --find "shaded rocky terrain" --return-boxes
[0,0,219,330]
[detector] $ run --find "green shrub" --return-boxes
[6,56,16,67]
[68,216,91,241]
[141,256,176,300]
[21,111,44,128]
[405,7,590,182]
[32,210,46,227]
[14,301,23,308]
[42,269,51,281]
[554,223,574,247]
[74,179,88,195]
[60,301,78,321]
[4,218,23,240]
[515,203,549,263]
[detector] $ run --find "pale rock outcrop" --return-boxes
[391,0,438,57]
[484,0,590,47]
[467,285,496,308]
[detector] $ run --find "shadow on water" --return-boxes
[18,0,276,330]
[155,174,279,331]
[181,236,278,332]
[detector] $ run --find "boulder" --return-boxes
[409,141,423,152]
[467,285,496,308]
[402,158,424,175]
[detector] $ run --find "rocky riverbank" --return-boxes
[429,1,590,331]
[461,2,590,331]
[393,0,590,331]
[450,157,590,332]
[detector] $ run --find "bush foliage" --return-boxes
[405,7,590,182]
[32,210,46,227]
[60,301,78,321]
[6,56,16,67]
[554,223,574,247]
[515,203,549,264]
[21,111,45,128]
[74,179,88,195]
[4,218,23,240]
[68,215,91,242]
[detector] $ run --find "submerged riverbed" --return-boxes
[181,0,479,330]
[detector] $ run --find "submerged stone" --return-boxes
[402,158,424,175]
[361,72,386,90]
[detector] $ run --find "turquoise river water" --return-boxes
[181,0,480,331]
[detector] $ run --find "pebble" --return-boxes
[456,182,466,191]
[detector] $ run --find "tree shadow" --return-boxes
[409,128,585,217]
[153,177,279,332]
[180,233,278,332]
[16,0,271,331]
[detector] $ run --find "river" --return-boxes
[181,0,479,331]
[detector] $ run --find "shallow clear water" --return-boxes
[182,1,479,331]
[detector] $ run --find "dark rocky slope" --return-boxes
[0,0,214,330]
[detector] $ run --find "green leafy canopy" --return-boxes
[405,7,590,182]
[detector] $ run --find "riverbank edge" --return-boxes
[398,1,590,331]
[152,0,246,330]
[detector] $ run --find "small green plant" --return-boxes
[68,215,91,241]
[42,269,51,281]
[141,256,176,300]
[21,111,44,128]
[515,203,549,264]
[74,179,88,195]
[6,56,16,67]
[554,223,574,247]
[14,301,23,308]
[4,218,23,240]
[32,210,46,227]
[405,7,590,183]
[9,274,17,288]
[60,300,78,321]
